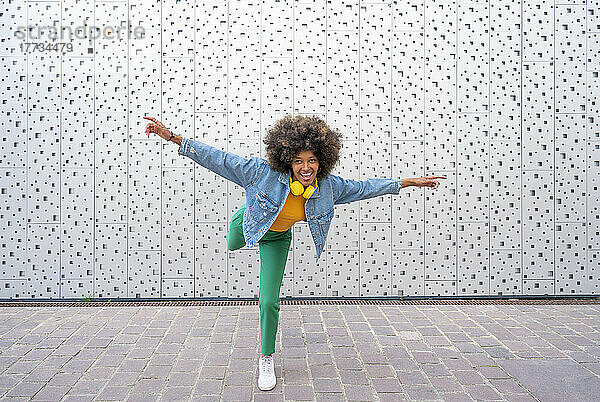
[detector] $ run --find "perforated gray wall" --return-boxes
[1,0,599,299]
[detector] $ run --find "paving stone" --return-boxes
[397,370,428,384]
[283,385,314,401]
[282,347,308,358]
[173,359,202,372]
[567,350,598,363]
[421,363,452,377]
[365,364,395,378]
[96,386,131,400]
[310,364,338,379]
[331,347,358,359]
[342,385,375,401]
[455,342,484,353]
[465,384,503,400]
[47,373,81,387]
[194,379,222,395]
[63,394,95,402]
[477,365,510,379]
[489,378,528,394]
[371,377,402,393]
[452,370,486,385]
[314,393,345,402]
[107,372,140,387]
[465,353,496,367]
[502,393,538,401]
[22,349,53,361]
[360,352,387,364]
[141,364,171,378]
[118,359,148,372]
[80,365,116,382]
[253,393,284,401]
[313,378,342,393]
[22,368,57,382]
[439,391,473,401]
[334,358,362,370]
[403,384,439,400]
[432,347,460,359]
[424,336,452,346]
[199,366,226,379]
[5,361,40,375]
[283,357,308,371]
[5,381,45,397]
[307,354,333,366]
[281,369,310,385]
[499,358,600,401]
[96,354,126,367]
[128,348,154,359]
[160,385,193,401]
[70,379,107,394]
[443,357,473,371]
[389,358,419,371]
[168,372,197,387]
[30,385,70,401]
[378,393,408,402]
[339,370,368,385]
[429,376,464,393]
[382,347,410,359]
[131,378,165,394]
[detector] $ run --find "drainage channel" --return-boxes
[1,297,599,307]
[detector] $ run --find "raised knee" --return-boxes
[226,234,245,251]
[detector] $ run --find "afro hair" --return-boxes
[263,114,343,180]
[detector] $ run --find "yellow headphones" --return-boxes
[290,175,318,199]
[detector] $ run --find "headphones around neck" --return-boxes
[290,175,318,199]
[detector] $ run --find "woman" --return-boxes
[143,114,445,391]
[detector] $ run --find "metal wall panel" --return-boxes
[0,0,598,300]
[392,250,424,297]
[95,224,127,299]
[392,141,425,250]
[27,224,60,299]
[60,168,93,281]
[161,168,194,278]
[195,223,227,298]
[490,141,521,249]
[0,169,26,281]
[0,58,26,167]
[327,30,359,141]
[490,250,522,296]
[294,224,325,297]
[522,171,555,280]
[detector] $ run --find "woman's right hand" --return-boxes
[143,116,172,141]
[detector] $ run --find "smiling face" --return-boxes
[291,150,319,187]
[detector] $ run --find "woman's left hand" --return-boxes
[411,176,447,189]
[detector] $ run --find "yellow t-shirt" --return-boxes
[269,191,307,232]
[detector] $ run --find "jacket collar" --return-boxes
[278,171,321,199]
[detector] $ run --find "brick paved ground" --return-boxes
[0,304,599,401]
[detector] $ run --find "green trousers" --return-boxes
[226,203,292,356]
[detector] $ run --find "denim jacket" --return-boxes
[178,137,402,261]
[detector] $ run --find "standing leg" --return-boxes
[258,228,293,356]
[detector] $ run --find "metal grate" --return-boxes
[0,297,599,307]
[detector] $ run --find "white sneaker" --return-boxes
[258,354,276,391]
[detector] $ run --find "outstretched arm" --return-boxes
[144,116,262,188]
[330,174,403,205]
[330,174,445,205]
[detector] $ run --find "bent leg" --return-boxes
[258,229,293,356]
[226,203,247,251]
